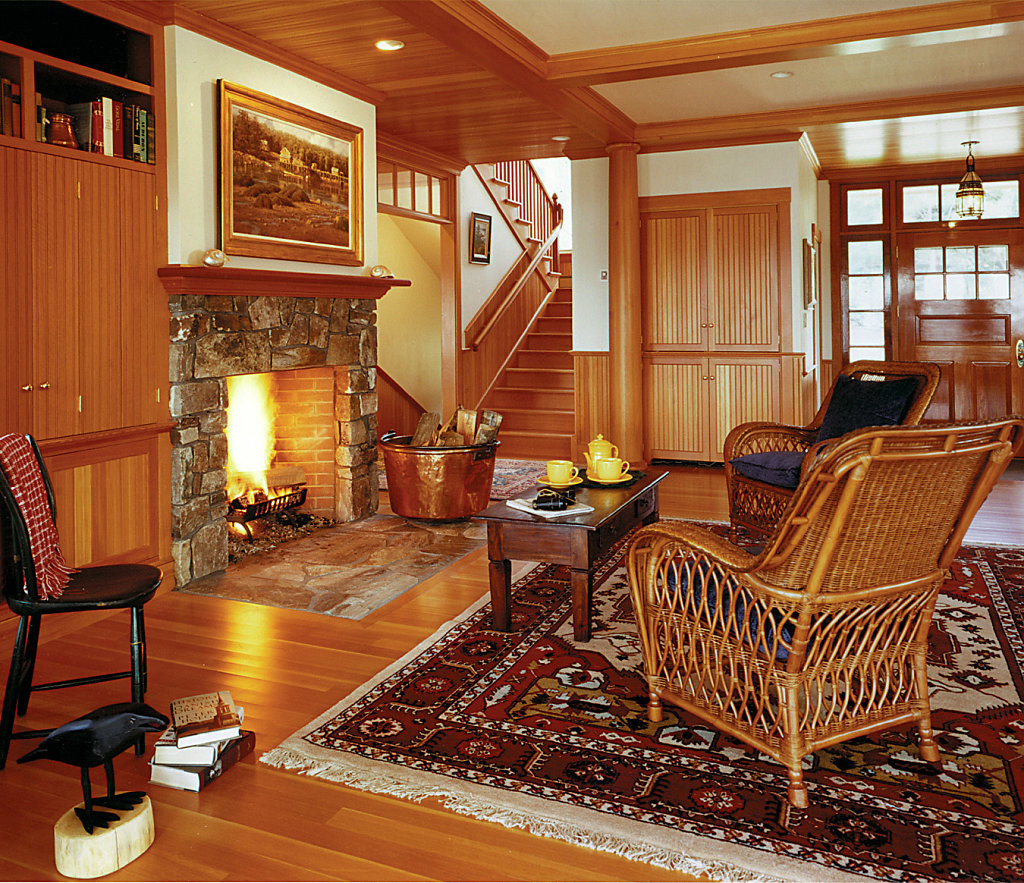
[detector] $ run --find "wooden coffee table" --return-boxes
[475,470,668,641]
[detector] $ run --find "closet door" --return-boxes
[641,210,708,351]
[709,204,781,352]
[29,152,81,440]
[643,355,710,459]
[708,357,782,455]
[0,148,33,434]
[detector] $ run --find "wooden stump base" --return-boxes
[54,795,154,878]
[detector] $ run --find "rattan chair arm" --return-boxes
[722,423,818,461]
[628,521,759,572]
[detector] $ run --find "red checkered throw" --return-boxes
[0,434,73,599]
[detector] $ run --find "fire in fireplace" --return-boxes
[225,374,308,538]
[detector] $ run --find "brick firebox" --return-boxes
[159,266,409,588]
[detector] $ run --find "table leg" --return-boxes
[570,567,592,642]
[489,557,512,631]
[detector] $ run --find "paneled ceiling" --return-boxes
[164,0,1024,174]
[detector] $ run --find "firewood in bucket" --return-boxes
[456,408,478,445]
[411,412,440,446]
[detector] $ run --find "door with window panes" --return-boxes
[895,230,1024,421]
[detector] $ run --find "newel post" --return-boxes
[607,142,644,465]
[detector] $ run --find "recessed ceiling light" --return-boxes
[770,70,793,79]
[552,135,570,142]
[375,39,405,51]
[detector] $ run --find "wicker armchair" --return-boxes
[724,360,941,537]
[627,417,1023,808]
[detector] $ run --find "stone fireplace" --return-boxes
[160,266,408,588]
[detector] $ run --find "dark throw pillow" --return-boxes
[729,450,805,489]
[815,374,919,442]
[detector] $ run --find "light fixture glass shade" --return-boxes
[955,143,984,219]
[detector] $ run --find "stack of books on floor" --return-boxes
[149,690,254,791]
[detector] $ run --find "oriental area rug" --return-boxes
[262,530,1024,882]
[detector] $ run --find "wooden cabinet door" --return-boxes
[78,161,127,433]
[708,357,782,456]
[0,148,34,434]
[708,204,781,352]
[896,230,1024,422]
[643,355,710,459]
[641,211,708,351]
[28,152,81,440]
[119,168,165,427]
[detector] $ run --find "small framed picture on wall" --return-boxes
[469,212,492,264]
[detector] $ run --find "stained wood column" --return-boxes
[607,142,644,465]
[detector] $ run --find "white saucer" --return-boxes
[588,473,633,485]
[537,476,584,489]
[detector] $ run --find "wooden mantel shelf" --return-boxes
[158,265,411,299]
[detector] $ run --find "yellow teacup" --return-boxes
[593,457,630,481]
[545,460,578,485]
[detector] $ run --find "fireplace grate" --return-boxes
[227,487,307,539]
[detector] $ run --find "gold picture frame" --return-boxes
[219,80,363,266]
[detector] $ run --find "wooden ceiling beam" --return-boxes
[636,84,1024,154]
[547,0,1024,86]
[379,0,635,145]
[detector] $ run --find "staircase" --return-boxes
[483,253,574,460]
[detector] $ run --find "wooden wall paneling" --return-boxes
[461,271,549,407]
[641,211,706,350]
[377,368,427,436]
[0,148,33,434]
[709,204,780,351]
[708,357,781,460]
[643,355,709,460]
[572,352,610,459]
[78,161,125,434]
[40,428,165,568]
[29,152,80,441]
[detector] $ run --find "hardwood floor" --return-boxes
[1,464,1021,881]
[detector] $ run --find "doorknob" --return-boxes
[1017,339,1024,368]
[21,384,32,392]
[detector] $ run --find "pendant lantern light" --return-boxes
[955,140,985,219]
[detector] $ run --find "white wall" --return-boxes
[458,168,523,338]
[377,215,442,415]
[571,141,819,354]
[164,27,377,272]
[570,158,610,351]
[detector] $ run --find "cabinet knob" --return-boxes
[39,382,51,390]
[21,384,33,392]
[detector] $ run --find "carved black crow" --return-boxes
[18,702,169,834]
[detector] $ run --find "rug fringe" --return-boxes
[261,747,785,883]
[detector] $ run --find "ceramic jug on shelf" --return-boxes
[584,434,618,472]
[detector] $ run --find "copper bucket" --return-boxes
[380,435,498,520]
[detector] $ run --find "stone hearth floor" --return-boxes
[175,511,486,619]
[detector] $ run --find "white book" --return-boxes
[101,96,113,155]
[505,498,595,519]
[152,712,243,766]
[170,691,242,748]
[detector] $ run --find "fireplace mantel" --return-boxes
[158,265,411,299]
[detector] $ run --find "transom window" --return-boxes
[902,181,1019,224]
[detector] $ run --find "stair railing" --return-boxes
[492,161,561,266]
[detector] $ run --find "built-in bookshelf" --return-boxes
[0,1,155,168]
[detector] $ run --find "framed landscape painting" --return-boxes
[219,80,363,266]
[469,212,492,264]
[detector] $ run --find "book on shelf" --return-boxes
[112,99,123,157]
[67,97,117,154]
[149,730,255,792]
[170,690,242,748]
[11,83,21,138]
[1,78,12,137]
[139,108,148,163]
[145,108,155,164]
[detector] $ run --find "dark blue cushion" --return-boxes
[666,558,796,661]
[816,374,919,442]
[729,450,805,489]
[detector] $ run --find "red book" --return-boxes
[112,99,122,157]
